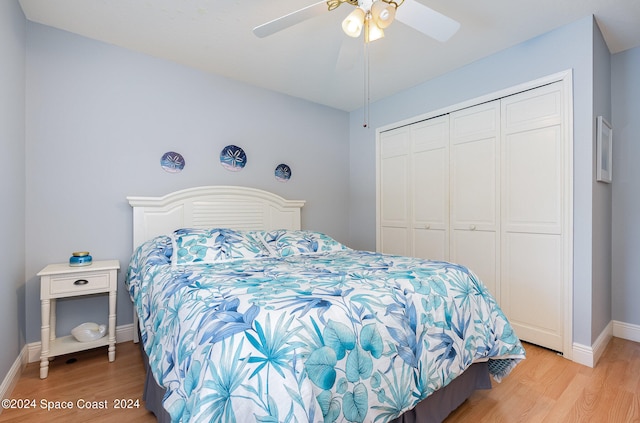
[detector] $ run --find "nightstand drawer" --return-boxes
[49,272,110,296]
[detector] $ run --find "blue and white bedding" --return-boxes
[126,229,525,423]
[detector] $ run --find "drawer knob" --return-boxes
[74,279,89,286]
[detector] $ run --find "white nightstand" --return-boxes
[37,260,120,379]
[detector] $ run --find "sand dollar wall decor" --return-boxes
[161,151,185,173]
[275,163,291,182]
[220,145,247,172]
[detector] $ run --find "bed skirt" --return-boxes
[139,341,491,423]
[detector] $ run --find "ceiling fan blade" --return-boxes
[253,1,330,38]
[395,0,460,42]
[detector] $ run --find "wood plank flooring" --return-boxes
[0,341,156,423]
[446,337,640,422]
[1,337,639,422]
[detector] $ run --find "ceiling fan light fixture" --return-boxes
[371,0,396,29]
[364,15,385,43]
[342,7,366,37]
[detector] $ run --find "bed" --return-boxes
[125,186,525,423]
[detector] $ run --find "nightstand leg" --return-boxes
[108,290,116,362]
[40,299,50,379]
[49,299,56,341]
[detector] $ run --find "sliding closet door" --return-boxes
[411,116,450,261]
[449,101,501,299]
[378,78,570,354]
[379,127,411,256]
[500,82,565,352]
[378,116,449,260]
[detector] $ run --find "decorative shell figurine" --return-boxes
[71,322,107,342]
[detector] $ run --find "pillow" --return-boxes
[171,228,270,266]
[261,230,348,257]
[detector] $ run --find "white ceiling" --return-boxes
[18,0,640,112]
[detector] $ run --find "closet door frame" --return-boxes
[375,69,574,360]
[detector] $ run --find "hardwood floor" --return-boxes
[446,337,640,422]
[1,338,638,422]
[0,341,155,423]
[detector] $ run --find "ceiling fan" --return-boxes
[253,0,459,128]
[253,0,460,43]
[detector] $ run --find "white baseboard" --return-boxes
[571,320,613,368]
[571,343,593,367]
[613,320,640,342]
[116,323,135,343]
[0,345,29,410]
[569,319,640,368]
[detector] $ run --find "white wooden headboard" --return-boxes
[127,185,306,249]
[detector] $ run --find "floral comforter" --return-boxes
[126,232,525,423]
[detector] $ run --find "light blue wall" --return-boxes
[348,16,601,346]
[24,23,350,343]
[612,46,640,327]
[591,21,613,341]
[0,1,26,378]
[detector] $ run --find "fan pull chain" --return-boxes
[363,22,370,128]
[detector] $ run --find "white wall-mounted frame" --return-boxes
[596,116,612,183]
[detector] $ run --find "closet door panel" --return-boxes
[450,137,497,228]
[412,117,449,227]
[502,87,562,132]
[411,116,449,260]
[450,101,499,229]
[449,101,500,300]
[381,227,410,256]
[412,148,447,227]
[450,105,499,140]
[502,232,563,352]
[500,81,565,352]
[450,229,498,297]
[503,125,562,234]
[379,128,410,254]
[381,154,409,224]
[412,143,447,260]
[414,229,447,261]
